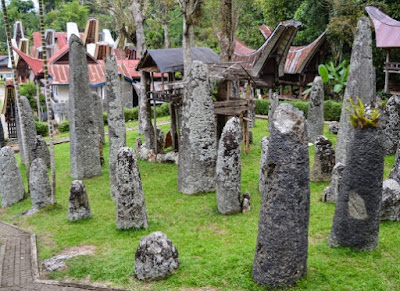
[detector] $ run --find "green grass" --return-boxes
[1,119,399,290]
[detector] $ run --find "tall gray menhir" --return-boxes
[16,96,37,167]
[382,95,400,154]
[253,103,310,287]
[30,158,52,211]
[106,55,126,200]
[335,17,376,165]
[178,61,217,194]
[116,147,148,229]
[216,117,242,215]
[92,92,105,145]
[68,34,101,179]
[0,146,25,208]
[307,76,324,143]
[268,92,279,132]
[0,121,5,148]
[329,127,384,250]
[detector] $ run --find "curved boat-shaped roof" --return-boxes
[12,46,43,75]
[366,6,400,48]
[233,20,301,78]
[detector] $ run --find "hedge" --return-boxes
[255,99,342,121]
[35,121,49,137]
[58,120,69,133]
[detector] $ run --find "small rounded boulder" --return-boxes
[135,231,179,280]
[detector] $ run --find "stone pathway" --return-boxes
[0,221,125,291]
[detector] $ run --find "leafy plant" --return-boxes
[346,97,380,129]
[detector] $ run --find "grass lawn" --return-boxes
[0,118,399,290]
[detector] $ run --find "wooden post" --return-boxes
[268,88,272,100]
[385,49,390,93]
[36,82,41,121]
[151,72,157,154]
[280,85,284,97]
[289,85,293,97]
[299,86,303,98]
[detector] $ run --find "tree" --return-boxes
[45,0,89,31]
[178,0,203,72]
[255,0,302,28]
[39,0,57,203]
[1,0,31,190]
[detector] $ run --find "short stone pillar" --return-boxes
[253,103,310,287]
[0,146,25,208]
[135,231,179,280]
[258,137,269,193]
[267,92,279,132]
[307,76,324,143]
[116,147,148,229]
[16,96,37,167]
[328,121,339,134]
[381,179,400,221]
[106,56,126,200]
[329,127,384,250]
[178,61,217,194]
[335,17,376,165]
[69,34,101,179]
[382,95,400,154]
[310,136,335,182]
[321,163,345,203]
[30,158,52,211]
[32,135,50,168]
[0,121,5,148]
[216,117,242,215]
[68,180,91,221]
[389,145,400,183]
[92,92,105,145]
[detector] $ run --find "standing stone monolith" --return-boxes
[258,136,269,193]
[68,180,91,221]
[253,103,310,287]
[16,96,37,167]
[106,55,126,200]
[389,145,400,183]
[307,77,324,143]
[382,95,400,155]
[0,121,5,148]
[30,158,52,211]
[321,162,345,203]
[329,126,384,250]
[92,92,105,145]
[381,179,400,221]
[116,147,148,229]
[178,61,217,194]
[310,136,335,182]
[135,231,179,280]
[216,117,242,215]
[32,135,50,168]
[69,34,101,179]
[328,121,339,134]
[0,146,25,208]
[268,92,279,132]
[335,17,376,165]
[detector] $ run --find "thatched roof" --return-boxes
[137,47,220,73]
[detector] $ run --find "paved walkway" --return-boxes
[0,221,124,291]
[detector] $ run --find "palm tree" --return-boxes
[1,0,31,190]
[38,0,57,204]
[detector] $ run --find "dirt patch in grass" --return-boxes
[57,245,97,256]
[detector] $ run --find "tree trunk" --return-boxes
[163,21,170,48]
[1,0,30,191]
[38,0,56,204]
[130,0,154,141]
[182,15,194,75]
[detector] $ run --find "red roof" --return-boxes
[55,32,68,50]
[12,46,44,75]
[284,32,326,74]
[33,32,42,50]
[48,45,70,64]
[114,48,126,60]
[48,63,105,86]
[234,39,255,55]
[259,24,273,39]
[366,6,400,48]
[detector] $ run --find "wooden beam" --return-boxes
[385,49,390,93]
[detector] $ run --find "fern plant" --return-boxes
[346,97,380,129]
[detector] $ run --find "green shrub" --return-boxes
[124,107,139,122]
[255,99,270,115]
[255,99,342,121]
[282,100,309,118]
[103,112,108,125]
[324,100,342,121]
[35,121,49,137]
[58,120,69,132]
[159,103,170,116]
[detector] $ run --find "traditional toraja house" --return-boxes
[137,47,221,151]
[0,56,12,80]
[237,23,327,97]
[366,6,400,94]
[1,81,17,139]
